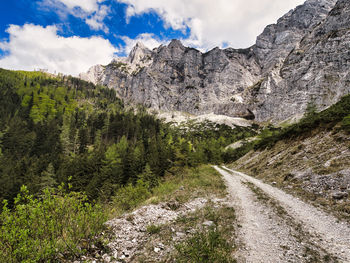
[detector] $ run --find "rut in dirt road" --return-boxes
[216,166,350,263]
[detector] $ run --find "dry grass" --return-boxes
[146,165,227,205]
[230,129,350,222]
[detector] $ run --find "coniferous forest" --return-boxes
[0,69,256,205]
[0,68,257,261]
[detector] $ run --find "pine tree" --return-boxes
[40,163,57,190]
[139,163,158,190]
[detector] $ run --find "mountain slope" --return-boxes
[227,92,350,222]
[252,0,350,121]
[80,0,343,123]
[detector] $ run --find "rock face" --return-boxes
[82,40,261,119]
[254,0,337,73]
[80,0,350,123]
[252,0,350,121]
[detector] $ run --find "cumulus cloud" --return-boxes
[41,0,109,32]
[0,24,118,75]
[117,0,305,49]
[85,4,110,33]
[121,33,166,54]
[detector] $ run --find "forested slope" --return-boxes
[0,68,256,204]
[0,69,256,261]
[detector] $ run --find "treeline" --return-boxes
[0,69,255,204]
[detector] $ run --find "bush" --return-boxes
[0,185,106,262]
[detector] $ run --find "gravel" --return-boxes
[219,166,350,262]
[214,166,305,263]
[104,198,208,262]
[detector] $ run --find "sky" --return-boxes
[0,0,305,76]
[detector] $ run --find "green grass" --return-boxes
[151,165,227,204]
[172,205,236,263]
[146,224,162,235]
[174,227,236,263]
[109,165,226,218]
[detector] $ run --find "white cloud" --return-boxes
[121,33,166,54]
[41,0,109,32]
[85,5,110,33]
[117,0,306,49]
[0,24,118,75]
[57,0,102,13]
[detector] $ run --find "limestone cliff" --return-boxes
[80,0,349,123]
[252,0,350,121]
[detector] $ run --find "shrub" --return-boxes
[0,185,106,262]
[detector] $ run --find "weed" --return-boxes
[146,224,162,235]
[174,226,236,263]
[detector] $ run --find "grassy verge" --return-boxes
[110,165,227,217]
[173,205,236,263]
[106,165,237,262]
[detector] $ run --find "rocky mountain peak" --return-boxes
[168,39,185,49]
[80,0,348,123]
[128,41,152,65]
[254,0,337,72]
[79,64,105,85]
[251,0,349,122]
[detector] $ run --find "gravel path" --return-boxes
[215,166,350,262]
[214,166,305,262]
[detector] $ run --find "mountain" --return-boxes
[0,68,256,262]
[252,0,350,121]
[80,0,347,123]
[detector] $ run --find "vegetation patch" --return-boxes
[146,224,162,235]
[174,226,236,263]
[225,94,350,164]
[171,205,237,263]
[0,185,106,262]
[134,204,237,263]
[110,165,227,216]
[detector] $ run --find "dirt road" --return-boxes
[214,166,350,263]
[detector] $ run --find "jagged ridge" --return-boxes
[80,0,349,123]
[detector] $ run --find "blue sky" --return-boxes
[0,0,305,75]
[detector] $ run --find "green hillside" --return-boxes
[0,69,253,262]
